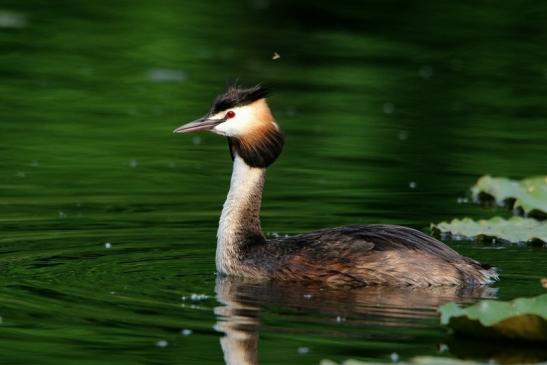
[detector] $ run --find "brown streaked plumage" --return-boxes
[174,84,498,287]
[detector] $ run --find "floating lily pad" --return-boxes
[439,294,547,342]
[431,216,547,245]
[471,175,547,217]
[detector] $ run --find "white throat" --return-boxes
[216,154,266,275]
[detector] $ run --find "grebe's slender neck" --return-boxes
[217,154,266,276]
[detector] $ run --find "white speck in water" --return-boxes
[192,136,202,145]
[272,52,280,60]
[181,296,187,301]
[383,102,394,114]
[409,181,417,189]
[419,65,433,79]
[0,10,27,28]
[156,340,169,348]
[58,211,66,219]
[147,68,186,82]
[298,347,310,354]
[105,242,112,249]
[303,294,312,299]
[181,328,193,336]
[110,291,116,295]
[438,343,449,353]
[397,130,408,140]
[168,162,176,169]
[190,293,209,301]
[336,316,346,323]
[129,159,138,168]
[15,171,26,178]
[30,160,40,167]
[390,352,399,362]
[456,197,469,204]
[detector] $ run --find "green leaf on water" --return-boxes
[471,175,547,216]
[438,294,547,342]
[431,216,547,244]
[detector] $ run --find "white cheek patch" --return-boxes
[212,105,257,137]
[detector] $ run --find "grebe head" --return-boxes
[174,84,284,167]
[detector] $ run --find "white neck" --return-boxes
[216,154,266,276]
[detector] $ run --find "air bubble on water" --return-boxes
[383,102,394,114]
[0,10,27,28]
[397,130,408,140]
[390,352,399,362]
[105,242,112,249]
[419,65,433,79]
[409,181,417,189]
[156,340,169,348]
[297,347,310,354]
[181,328,193,336]
[58,211,66,219]
[336,316,346,323]
[303,294,312,299]
[190,293,209,301]
[147,68,186,83]
[192,136,202,145]
[129,159,138,168]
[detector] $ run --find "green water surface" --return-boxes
[1,1,547,364]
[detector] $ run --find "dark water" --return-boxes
[1,1,547,364]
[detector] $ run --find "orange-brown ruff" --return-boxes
[174,84,498,287]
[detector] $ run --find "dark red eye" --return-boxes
[226,111,236,119]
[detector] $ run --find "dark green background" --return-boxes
[1,1,546,364]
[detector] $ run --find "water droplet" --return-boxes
[58,211,66,219]
[383,102,394,114]
[105,242,112,249]
[336,316,346,323]
[156,340,169,348]
[129,159,138,168]
[147,68,186,82]
[390,352,399,362]
[15,171,26,178]
[303,294,312,299]
[192,136,202,145]
[181,328,193,336]
[297,347,309,354]
[419,65,433,79]
[0,10,27,29]
[409,181,417,189]
[190,293,209,301]
[397,130,408,140]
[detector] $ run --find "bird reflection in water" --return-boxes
[214,277,497,365]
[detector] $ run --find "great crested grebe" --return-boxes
[174,84,498,287]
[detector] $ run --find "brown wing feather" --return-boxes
[243,224,497,287]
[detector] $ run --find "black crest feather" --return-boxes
[210,84,270,115]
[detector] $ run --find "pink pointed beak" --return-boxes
[173,116,224,134]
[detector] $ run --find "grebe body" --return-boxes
[174,85,497,287]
